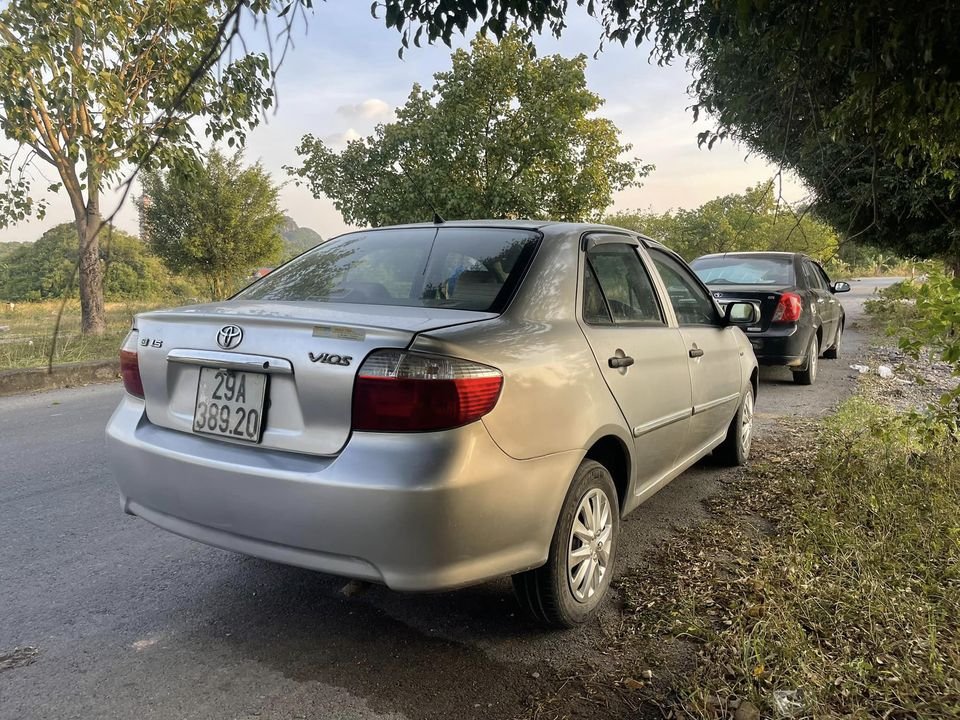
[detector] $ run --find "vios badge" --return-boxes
[217,325,243,350]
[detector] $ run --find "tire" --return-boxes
[714,385,755,466]
[824,321,843,359]
[512,460,620,628]
[793,332,819,385]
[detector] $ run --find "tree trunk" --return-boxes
[948,251,960,279]
[75,184,106,335]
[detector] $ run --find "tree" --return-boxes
[606,181,839,261]
[374,1,959,186]
[0,223,176,302]
[0,1,278,333]
[288,30,650,226]
[141,150,284,299]
[367,2,960,267]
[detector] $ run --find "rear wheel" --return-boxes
[512,460,619,628]
[793,333,819,385]
[714,385,755,466]
[824,321,843,359]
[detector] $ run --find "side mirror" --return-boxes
[831,281,851,293]
[725,301,760,326]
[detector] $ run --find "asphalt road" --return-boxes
[0,278,891,720]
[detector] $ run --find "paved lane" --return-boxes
[0,279,887,720]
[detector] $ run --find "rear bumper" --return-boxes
[745,324,812,368]
[106,396,581,591]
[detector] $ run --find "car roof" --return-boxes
[340,219,665,247]
[692,251,803,261]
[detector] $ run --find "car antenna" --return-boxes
[393,161,444,224]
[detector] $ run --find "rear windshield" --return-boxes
[238,227,540,312]
[691,256,795,286]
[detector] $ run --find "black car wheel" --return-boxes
[793,333,818,385]
[824,321,843,359]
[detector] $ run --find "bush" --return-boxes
[867,266,960,418]
[633,401,960,718]
[0,223,204,303]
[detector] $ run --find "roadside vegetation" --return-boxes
[0,300,164,370]
[617,400,959,718]
[590,280,960,719]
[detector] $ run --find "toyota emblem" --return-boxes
[217,325,243,350]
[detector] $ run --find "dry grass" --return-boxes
[0,299,170,370]
[617,403,960,718]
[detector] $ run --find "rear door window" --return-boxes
[806,260,831,291]
[583,243,664,325]
[239,227,540,312]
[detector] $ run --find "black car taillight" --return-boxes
[771,292,803,323]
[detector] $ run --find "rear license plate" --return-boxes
[193,368,268,442]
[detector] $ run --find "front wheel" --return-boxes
[512,460,620,628]
[793,333,819,385]
[714,385,755,466]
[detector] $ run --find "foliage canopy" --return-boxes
[141,150,284,299]
[289,30,649,225]
[371,1,960,264]
[0,0,281,332]
[606,182,839,262]
[0,223,189,302]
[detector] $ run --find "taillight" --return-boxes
[352,350,503,432]
[119,330,144,398]
[771,292,803,323]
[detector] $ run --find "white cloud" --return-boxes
[322,128,362,149]
[335,98,392,122]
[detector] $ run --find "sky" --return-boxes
[0,1,805,244]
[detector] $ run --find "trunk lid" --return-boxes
[135,300,496,456]
[708,285,797,331]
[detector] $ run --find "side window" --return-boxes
[583,263,613,325]
[803,260,828,291]
[648,249,721,327]
[583,243,664,325]
[813,262,833,290]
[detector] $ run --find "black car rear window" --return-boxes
[238,227,540,312]
[691,256,795,286]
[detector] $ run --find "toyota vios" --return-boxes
[107,221,759,627]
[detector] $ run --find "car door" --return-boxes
[577,234,693,488]
[802,258,840,343]
[812,260,843,339]
[646,247,743,453]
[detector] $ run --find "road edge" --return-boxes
[0,359,119,397]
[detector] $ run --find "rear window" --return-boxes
[238,227,540,312]
[691,256,795,286]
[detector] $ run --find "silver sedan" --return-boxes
[106,221,759,627]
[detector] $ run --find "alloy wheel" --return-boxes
[740,390,754,458]
[567,488,613,603]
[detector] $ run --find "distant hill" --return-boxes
[279,216,322,260]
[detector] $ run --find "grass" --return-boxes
[618,402,960,718]
[0,299,170,370]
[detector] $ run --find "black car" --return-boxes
[690,252,850,385]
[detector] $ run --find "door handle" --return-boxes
[608,356,635,369]
[689,348,704,358]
